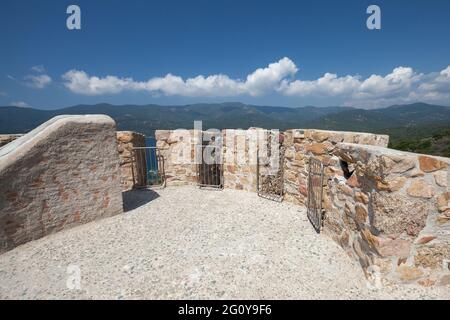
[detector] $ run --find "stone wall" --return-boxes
[325,143,449,286]
[0,134,23,147]
[153,127,449,286]
[116,131,146,190]
[223,129,260,192]
[155,128,274,191]
[1,130,148,191]
[155,129,199,186]
[0,115,123,253]
[283,129,389,205]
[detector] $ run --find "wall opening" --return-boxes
[339,160,354,179]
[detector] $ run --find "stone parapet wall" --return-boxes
[1,131,146,191]
[223,129,261,192]
[155,128,274,191]
[0,134,23,147]
[283,129,389,206]
[155,129,200,186]
[0,115,123,254]
[325,143,449,286]
[150,127,450,286]
[116,131,146,190]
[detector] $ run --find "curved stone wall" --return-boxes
[326,143,449,285]
[154,127,449,286]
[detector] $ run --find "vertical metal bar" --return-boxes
[131,149,136,187]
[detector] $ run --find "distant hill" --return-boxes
[1,102,449,157]
[0,102,355,135]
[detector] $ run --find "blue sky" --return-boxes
[1,0,450,109]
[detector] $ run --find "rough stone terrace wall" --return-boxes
[154,128,388,193]
[0,115,123,254]
[155,128,273,191]
[116,131,146,190]
[155,129,200,186]
[325,143,450,286]
[282,129,389,206]
[0,134,24,148]
[223,128,262,192]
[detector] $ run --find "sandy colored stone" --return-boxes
[381,155,416,174]
[355,204,368,225]
[339,184,353,196]
[355,191,369,204]
[154,130,170,141]
[436,192,449,212]
[436,212,450,225]
[415,244,450,268]
[339,230,350,247]
[419,156,447,173]
[376,177,407,192]
[116,131,146,190]
[418,278,436,287]
[116,131,134,143]
[361,228,379,250]
[433,170,447,187]
[377,238,411,258]
[407,179,435,198]
[438,275,450,286]
[305,142,328,155]
[310,131,330,143]
[407,168,425,178]
[397,265,423,281]
[416,236,437,245]
[346,174,360,188]
[371,193,430,237]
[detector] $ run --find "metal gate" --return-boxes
[307,157,324,232]
[132,147,165,188]
[257,149,284,202]
[197,136,223,189]
[256,131,284,202]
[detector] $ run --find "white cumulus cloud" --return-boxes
[279,65,450,107]
[62,57,297,97]
[22,65,52,89]
[61,58,450,107]
[24,74,52,89]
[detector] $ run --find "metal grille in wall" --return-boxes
[307,157,324,232]
[197,133,223,189]
[132,147,166,188]
[257,131,285,202]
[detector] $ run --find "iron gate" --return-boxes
[307,157,324,232]
[132,147,165,188]
[256,145,284,202]
[197,135,223,189]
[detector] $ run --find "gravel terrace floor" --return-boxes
[0,186,448,300]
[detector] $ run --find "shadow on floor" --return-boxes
[122,188,160,212]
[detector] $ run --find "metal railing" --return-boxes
[306,157,324,232]
[131,147,165,188]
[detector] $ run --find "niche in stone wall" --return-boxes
[339,159,355,179]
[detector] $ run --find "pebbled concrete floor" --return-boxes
[0,186,448,299]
